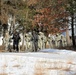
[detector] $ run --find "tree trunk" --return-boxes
[75,25,76,35]
[21,31,25,51]
[66,26,71,46]
[13,15,15,31]
[71,13,76,49]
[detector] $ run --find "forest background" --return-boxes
[0,0,76,50]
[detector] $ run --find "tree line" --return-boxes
[0,0,76,49]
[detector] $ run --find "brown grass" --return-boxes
[0,45,5,52]
[13,65,20,67]
[0,73,8,75]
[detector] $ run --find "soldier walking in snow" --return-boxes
[12,31,21,52]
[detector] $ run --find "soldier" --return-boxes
[42,33,47,49]
[48,34,53,48]
[28,32,33,51]
[32,30,38,52]
[38,32,43,50]
[12,31,21,52]
[61,35,67,47]
[25,33,29,50]
[25,32,33,52]
[55,34,61,48]
[38,32,47,50]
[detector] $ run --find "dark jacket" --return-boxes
[12,32,20,45]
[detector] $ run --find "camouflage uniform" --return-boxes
[55,34,61,48]
[38,32,47,50]
[38,32,43,50]
[48,34,53,48]
[61,35,67,47]
[25,32,33,51]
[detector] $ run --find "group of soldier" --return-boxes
[4,30,68,52]
[24,31,67,52]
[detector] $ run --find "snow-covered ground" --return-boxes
[0,49,76,75]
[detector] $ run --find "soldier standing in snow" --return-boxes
[12,31,20,52]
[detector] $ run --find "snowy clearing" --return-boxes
[0,49,76,75]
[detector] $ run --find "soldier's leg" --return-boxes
[6,41,9,51]
[5,43,7,51]
[57,41,60,47]
[18,43,20,52]
[34,41,38,52]
[32,42,35,52]
[25,42,28,50]
[13,43,15,51]
[39,40,41,50]
[55,41,57,47]
[50,41,53,48]
[16,44,19,52]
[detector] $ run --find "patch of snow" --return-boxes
[0,49,76,75]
